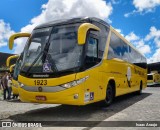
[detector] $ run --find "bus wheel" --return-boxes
[103,84,114,106]
[136,81,142,95]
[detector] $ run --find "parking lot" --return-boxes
[0,86,160,129]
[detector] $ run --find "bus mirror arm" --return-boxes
[9,33,31,50]
[9,64,15,73]
[78,23,100,45]
[6,55,19,67]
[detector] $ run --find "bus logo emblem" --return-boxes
[38,87,43,92]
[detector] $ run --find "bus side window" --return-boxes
[86,36,98,61]
[107,32,122,60]
[107,32,128,61]
[85,34,99,68]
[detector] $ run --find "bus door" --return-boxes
[84,31,103,100]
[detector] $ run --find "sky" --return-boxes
[0,0,160,63]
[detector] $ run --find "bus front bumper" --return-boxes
[18,85,87,105]
[147,82,159,86]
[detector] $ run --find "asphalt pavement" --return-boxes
[0,86,160,129]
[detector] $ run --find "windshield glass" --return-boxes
[13,60,21,80]
[147,75,153,80]
[21,24,83,75]
[13,54,23,80]
[21,27,52,72]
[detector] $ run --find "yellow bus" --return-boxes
[6,55,19,96]
[8,17,147,106]
[6,54,24,98]
[7,34,30,98]
[147,73,160,86]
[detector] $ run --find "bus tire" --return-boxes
[103,83,114,107]
[136,81,142,95]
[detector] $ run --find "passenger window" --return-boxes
[107,32,147,69]
[84,35,99,69]
[91,22,109,59]
[120,40,128,61]
[107,32,122,59]
[108,32,128,61]
[86,37,98,59]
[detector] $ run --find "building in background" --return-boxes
[148,63,160,74]
[0,52,17,77]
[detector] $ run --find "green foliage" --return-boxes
[0,65,9,71]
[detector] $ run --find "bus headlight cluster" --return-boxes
[61,76,89,89]
[18,82,24,88]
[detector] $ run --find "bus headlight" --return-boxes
[61,76,89,89]
[18,82,24,88]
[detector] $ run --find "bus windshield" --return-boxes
[147,75,153,80]
[13,54,23,80]
[21,24,83,75]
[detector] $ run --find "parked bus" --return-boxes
[8,17,147,106]
[6,53,25,98]
[6,55,19,96]
[147,73,160,86]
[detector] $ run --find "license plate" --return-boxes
[35,96,47,101]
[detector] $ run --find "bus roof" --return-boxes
[148,73,158,75]
[35,17,110,29]
[34,17,146,60]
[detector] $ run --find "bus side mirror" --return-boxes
[6,55,19,67]
[10,64,15,73]
[78,23,100,45]
[9,33,31,50]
